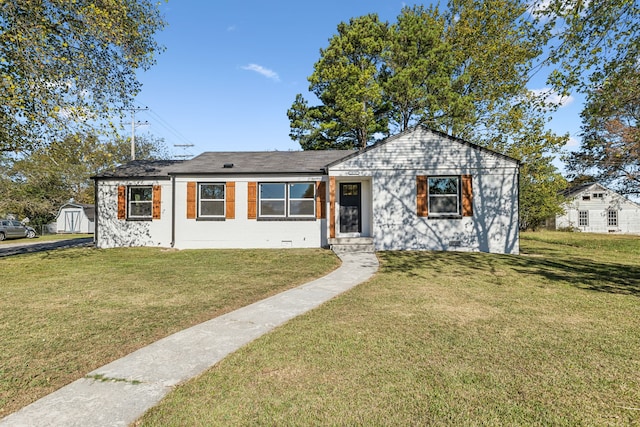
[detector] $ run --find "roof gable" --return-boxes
[329,126,520,171]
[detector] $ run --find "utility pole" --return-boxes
[174,143,195,160]
[126,107,149,160]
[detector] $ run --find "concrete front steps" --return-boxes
[329,237,375,254]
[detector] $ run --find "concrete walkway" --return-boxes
[1,251,379,427]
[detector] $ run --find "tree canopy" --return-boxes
[0,133,168,224]
[0,0,166,152]
[566,68,640,195]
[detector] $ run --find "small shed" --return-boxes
[55,202,95,234]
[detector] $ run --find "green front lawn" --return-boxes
[139,232,640,426]
[0,247,340,416]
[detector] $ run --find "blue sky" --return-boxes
[132,0,583,162]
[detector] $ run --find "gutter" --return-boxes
[171,175,176,248]
[93,179,99,246]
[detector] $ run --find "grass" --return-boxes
[0,247,340,416]
[137,231,640,426]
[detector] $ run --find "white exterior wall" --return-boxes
[95,179,173,249]
[557,187,640,234]
[173,175,326,249]
[330,128,520,254]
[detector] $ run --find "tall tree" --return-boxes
[0,0,166,152]
[0,133,168,223]
[566,68,640,195]
[288,14,389,150]
[383,5,472,133]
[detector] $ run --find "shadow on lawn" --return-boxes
[380,251,640,296]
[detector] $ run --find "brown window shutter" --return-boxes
[186,181,196,219]
[247,182,257,219]
[226,182,235,219]
[416,175,428,217]
[462,175,473,217]
[329,177,336,238]
[152,185,161,219]
[117,185,126,220]
[316,181,326,219]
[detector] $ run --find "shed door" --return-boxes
[64,211,80,233]
[339,183,361,233]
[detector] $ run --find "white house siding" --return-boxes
[173,176,326,249]
[556,185,640,234]
[329,128,520,254]
[95,179,173,249]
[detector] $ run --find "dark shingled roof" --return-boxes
[560,182,600,198]
[170,151,355,175]
[92,160,185,179]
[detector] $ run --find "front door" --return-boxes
[339,183,361,233]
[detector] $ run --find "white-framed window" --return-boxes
[288,183,315,217]
[608,210,618,227]
[428,176,460,216]
[259,182,315,218]
[198,183,225,218]
[578,210,588,226]
[128,186,153,219]
[593,193,604,199]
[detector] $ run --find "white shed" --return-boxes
[555,183,640,234]
[55,202,95,234]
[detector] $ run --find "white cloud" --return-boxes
[565,136,580,148]
[530,87,575,107]
[241,64,280,81]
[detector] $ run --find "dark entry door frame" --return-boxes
[339,182,362,234]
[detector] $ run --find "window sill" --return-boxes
[257,217,317,222]
[427,215,463,220]
[126,218,153,222]
[196,217,226,221]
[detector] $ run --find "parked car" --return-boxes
[0,219,36,240]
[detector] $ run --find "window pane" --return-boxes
[290,200,314,216]
[261,200,285,216]
[289,183,314,199]
[130,187,152,201]
[342,184,359,196]
[201,201,224,216]
[130,202,152,217]
[429,196,458,214]
[428,177,458,195]
[260,183,285,199]
[200,184,224,200]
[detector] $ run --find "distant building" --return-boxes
[55,202,95,234]
[554,183,640,234]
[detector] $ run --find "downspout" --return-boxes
[171,175,176,248]
[93,179,99,246]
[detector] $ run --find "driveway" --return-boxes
[0,237,94,258]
